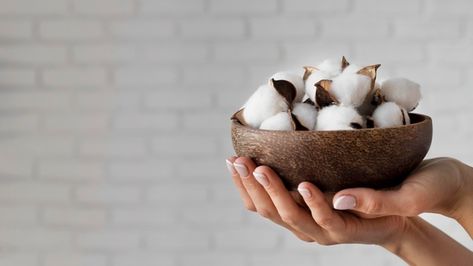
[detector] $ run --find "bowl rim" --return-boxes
[231,113,432,134]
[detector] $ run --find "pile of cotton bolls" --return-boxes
[232,56,422,131]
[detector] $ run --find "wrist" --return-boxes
[453,161,473,236]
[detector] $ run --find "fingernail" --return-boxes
[333,195,356,210]
[297,187,311,198]
[253,171,269,187]
[233,162,248,178]
[225,159,237,175]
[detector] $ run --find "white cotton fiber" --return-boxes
[342,64,362,74]
[243,84,289,128]
[260,112,294,131]
[292,103,318,130]
[316,105,364,131]
[372,102,410,128]
[330,72,372,107]
[271,72,305,102]
[380,78,421,111]
[304,70,332,103]
[317,59,342,78]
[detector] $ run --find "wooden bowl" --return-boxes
[231,114,432,192]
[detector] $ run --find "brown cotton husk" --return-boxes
[315,79,338,108]
[357,88,385,116]
[270,78,297,106]
[291,113,309,131]
[303,66,318,81]
[357,64,381,90]
[231,108,248,126]
[366,116,375,128]
[303,96,315,106]
[341,56,350,71]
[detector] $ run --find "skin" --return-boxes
[226,156,473,265]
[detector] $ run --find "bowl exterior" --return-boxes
[231,114,432,192]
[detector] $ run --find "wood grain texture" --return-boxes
[231,114,432,192]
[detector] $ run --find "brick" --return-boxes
[429,42,473,64]
[145,230,209,250]
[141,44,208,63]
[79,138,146,158]
[395,21,461,39]
[0,136,74,157]
[177,158,227,179]
[39,20,104,40]
[217,90,254,109]
[140,0,205,14]
[182,112,229,132]
[214,42,280,62]
[250,18,316,39]
[144,91,212,109]
[42,68,108,87]
[354,43,424,65]
[42,208,107,227]
[73,44,137,63]
[110,20,176,39]
[0,229,71,248]
[39,160,105,180]
[43,114,109,131]
[0,92,71,110]
[0,206,37,224]
[44,253,107,266]
[183,66,246,86]
[209,0,278,14]
[114,67,178,86]
[430,0,473,16]
[75,91,140,110]
[180,204,243,225]
[113,254,174,266]
[0,0,67,14]
[251,254,317,266]
[107,161,174,180]
[76,232,140,250]
[394,66,462,89]
[75,186,141,204]
[152,136,218,156]
[180,253,246,266]
[73,0,134,15]
[0,68,36,86]
[0,114,38,132]
[112,112,178,131]
[0,45,66,64]
[211,183,243,203]
[282,0,349,13]
[354,0,421,15]
[214,229,279,250]
[0,20,32,39]
[322,19,389,39]
[282,43,352,66]
[180,19,246,39]
[146,184,208,203]
[111,208,174,226]
[0,156,33,177]
[0,253,38,266]
[0,182,70,202]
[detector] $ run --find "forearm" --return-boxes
[455,161,473,238]
[383,217,473,266]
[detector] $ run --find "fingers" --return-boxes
[226,156,255,212]
[252,166,322,236]
[298,182,344,231]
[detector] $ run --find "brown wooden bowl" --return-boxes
[231,114,432,192]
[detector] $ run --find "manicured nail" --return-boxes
[333,195,356,210]
[253,171,269,187]
[225,159,237,175]
[233,162,249,178]
[297,186,311,198]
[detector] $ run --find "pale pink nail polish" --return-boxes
[333,195,356,210]
[225,159,237,175]
[233,163,248,178]
[297,187,311,198]
[253,171,269,187]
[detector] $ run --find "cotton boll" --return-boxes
[317,59,342,78]
[316,105,364,131]
[380,78,421,111]
[271,72,305,102]
[292,103,318,130]
[260,112,294,131]
[330,73,371,107]
[242,84,289,128]
[372,102,410,128]
[304,71,332,103]
[343,64,362,74]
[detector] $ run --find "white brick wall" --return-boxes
[0,0,472,265]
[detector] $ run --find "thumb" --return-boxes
[332,187,421,217]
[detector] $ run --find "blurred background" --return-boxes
[0,0,472,265]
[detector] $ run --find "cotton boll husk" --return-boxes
[330,73,371,107]
[380,78,421,111]
[316,105,364,131]
[317,59,342,78]
[292,103,318,130]
[372,102,411,128]
[259,112,294,131]
[304,71,332,103]
[271,72,305,102]
[243,84,289,128]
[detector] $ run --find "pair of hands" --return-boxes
[225,156,473,249]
